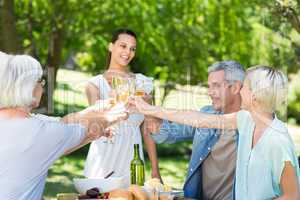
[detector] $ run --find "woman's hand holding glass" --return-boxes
[92,100,127,140]
[102,76,135,143]
[103,76,157,143]
[108,76,154,135]
[128,96,157,115]
[111,76,150,104]
[78,102,128,141]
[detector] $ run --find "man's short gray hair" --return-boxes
[0,54,43,108]
[208,60,245,84]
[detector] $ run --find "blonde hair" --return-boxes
[246,65,287,113]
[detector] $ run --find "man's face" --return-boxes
[207,70,234,112]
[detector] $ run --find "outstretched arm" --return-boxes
[131,97,237,130]
[61,103,128,154]
[64,82,109,155]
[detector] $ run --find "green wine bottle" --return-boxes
[130,144,145,186]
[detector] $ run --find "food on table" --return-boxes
[144,178,163,191]
[144,178,172,192]
[78,194,91,199]
[159,195,173,200]
[77,184,174,200]
[86,187,99,198]
[163,185,172,192]
[78,187,109,199]
[109,189,134,200]
[143,179,174,200]
[128,185,148,200]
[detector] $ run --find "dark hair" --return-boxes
[105,28,137,68]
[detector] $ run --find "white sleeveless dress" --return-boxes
[83,73,153,187]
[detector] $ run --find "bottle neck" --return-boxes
[133,144,140,159]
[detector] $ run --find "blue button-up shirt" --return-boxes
[151,105,238,200]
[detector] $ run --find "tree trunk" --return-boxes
[284,7,300,34]
[161,81,175,105]
[27,0,39,59]
[273,2,300,34]
[0,0,22,53]
[0,23,3,50]
[42,26,64,114]
[0,5,3,51]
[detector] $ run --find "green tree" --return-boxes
[0,0,299,120]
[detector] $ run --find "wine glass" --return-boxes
[103,76,131,144]
[128,77,136,96]
[111,76,124,89]
[135,79,146,97]
[111,76,131,104]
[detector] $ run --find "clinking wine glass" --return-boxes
[135,79,146,97]
[112,76,131,104]
[128,77,136,96]
[103,76,131,144]
[102,76,122,144]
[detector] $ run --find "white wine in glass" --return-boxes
[117,90,130,104]
[111,76,124,89]
[135,89,145,97]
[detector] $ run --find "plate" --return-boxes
[170,189,184,196]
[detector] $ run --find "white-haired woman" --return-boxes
[131,66,300,200]
[0,53,127,200]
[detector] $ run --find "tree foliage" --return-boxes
[1,0,298,80]
[0,0,299,118]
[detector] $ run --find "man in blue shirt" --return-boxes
[146,61,245,200]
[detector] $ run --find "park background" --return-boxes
[1,0,300,199]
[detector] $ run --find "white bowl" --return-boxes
[73,177,124,194]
